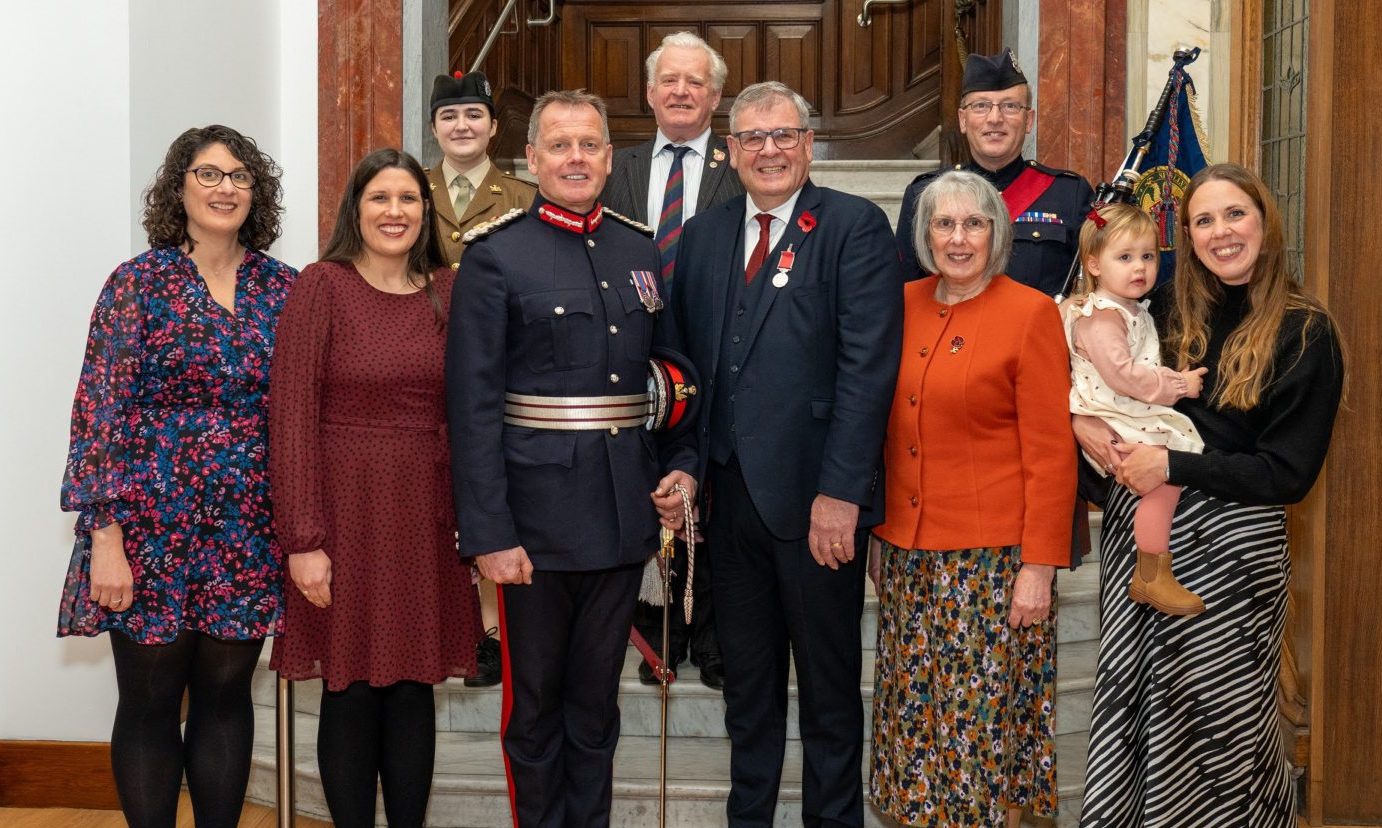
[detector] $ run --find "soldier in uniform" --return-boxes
[896,49,1094,297]
[445,89,697,827]
[426,70,537,273]
[427,69,537,687]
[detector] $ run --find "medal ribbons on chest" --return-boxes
[629,270,663,313]
[1013,210,1062,225]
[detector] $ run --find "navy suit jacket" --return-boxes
[667,180,903,539]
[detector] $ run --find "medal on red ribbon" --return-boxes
[772,245,795,288]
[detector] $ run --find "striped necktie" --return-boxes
[655,144,692,281]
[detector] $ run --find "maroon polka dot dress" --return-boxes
[268,261,481,690]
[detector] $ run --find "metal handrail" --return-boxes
[469,0,556,73]
[857,0,909,26]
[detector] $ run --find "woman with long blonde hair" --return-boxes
[1076,163,1344,827]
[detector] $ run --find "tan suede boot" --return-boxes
[1128,550,1206,616]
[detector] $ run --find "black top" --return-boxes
[1163,283,1344,505]
[896,156,1094,296]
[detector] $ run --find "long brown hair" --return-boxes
[321,149,447,321]
[1165,163,1339,410]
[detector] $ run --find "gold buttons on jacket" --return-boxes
[609,426,620,435]
[609,373,620,383]
[554,306,565,315]
[450,262,459,271]
[908,445,917,456]
[587,239,596,248]
[908,394,917,406]
[1032,231,1042,238]
[451,231,461,242]
[609,325,619,335]
[600,281,609,289]
[938,308,949,318]
[919,346,929,357]
[909,495,919,507]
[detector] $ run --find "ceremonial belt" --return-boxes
[503,391,647,430]
[1002,166,1057,221]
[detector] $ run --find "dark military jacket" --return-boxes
[445,197,696,571]
[896,156,1094,297]
[426,160,537,273]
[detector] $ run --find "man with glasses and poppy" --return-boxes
[663,80,902,827]
[897,48,1094,297]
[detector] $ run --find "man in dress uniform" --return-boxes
[427,69,537,688]
[665,81,902,827]
[426,70,537,273]
[445,89,697,827]
[599,30,742,690]
[896,48,1094,296]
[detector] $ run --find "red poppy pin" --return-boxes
[797,210,817,233]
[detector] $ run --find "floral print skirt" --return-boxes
[870,542,1058,826]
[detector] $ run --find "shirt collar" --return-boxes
[745,187,804,230]
[442,157,491,191]
[654,128,712,159]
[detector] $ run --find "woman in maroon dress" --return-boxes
[269,148,484,827]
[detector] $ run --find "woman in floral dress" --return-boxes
[59,125,295,828]
[868,170,1075,827]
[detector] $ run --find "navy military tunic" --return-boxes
[896,156,1095,297]
[446,197,695,572]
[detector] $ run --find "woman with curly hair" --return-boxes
[58,124,296,828]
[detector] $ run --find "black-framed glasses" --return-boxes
[959,100,1030,117]
[730,127,806,151]
[929,215,993,236]
[187,166,256,189]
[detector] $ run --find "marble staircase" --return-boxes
[246,515,1102,827]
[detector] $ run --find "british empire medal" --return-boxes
[772,245,795,288]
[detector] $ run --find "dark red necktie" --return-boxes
[745,213,773,284]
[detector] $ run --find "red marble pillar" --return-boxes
[319,0,405,248]
[1037,0,1126,186]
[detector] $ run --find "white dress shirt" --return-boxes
[740,189,804,272]
[645,128,712,224]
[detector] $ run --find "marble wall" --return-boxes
[1128,0,1231,163]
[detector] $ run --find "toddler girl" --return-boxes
[1064,203,1207,616]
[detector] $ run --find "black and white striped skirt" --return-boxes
[1080,485,1295,828]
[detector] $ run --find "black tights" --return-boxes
[109,630,264,828]
[317,680,436,828]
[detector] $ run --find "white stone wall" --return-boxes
[0,0,317,742]
[1129,0,1231,164]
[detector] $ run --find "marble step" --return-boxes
[248,709,1087,828]
[251,633,1095,741]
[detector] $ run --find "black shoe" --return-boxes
[465,628,501,688]
[638,657,678,686]
[695,655,725,690]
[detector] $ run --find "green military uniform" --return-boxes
[426,162,536,272]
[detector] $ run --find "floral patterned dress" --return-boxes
[58,247,296,643]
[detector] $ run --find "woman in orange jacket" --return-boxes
[868,170,1076,828]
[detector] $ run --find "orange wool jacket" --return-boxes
[875,275,1076,566]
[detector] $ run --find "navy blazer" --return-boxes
[666,180,903,539]
[601,135,745,225]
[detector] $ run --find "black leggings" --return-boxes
[317,680,436,828]
[109,630,264,828]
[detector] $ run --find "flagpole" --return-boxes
[1055,48,1202,302]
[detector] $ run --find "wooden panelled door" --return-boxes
[561,0,945,159]
[451,0,1005,160]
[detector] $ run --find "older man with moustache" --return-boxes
[447,90,697,827]
[600,30,742,690]
[897,49,1093,297]
[665,81,902,827]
